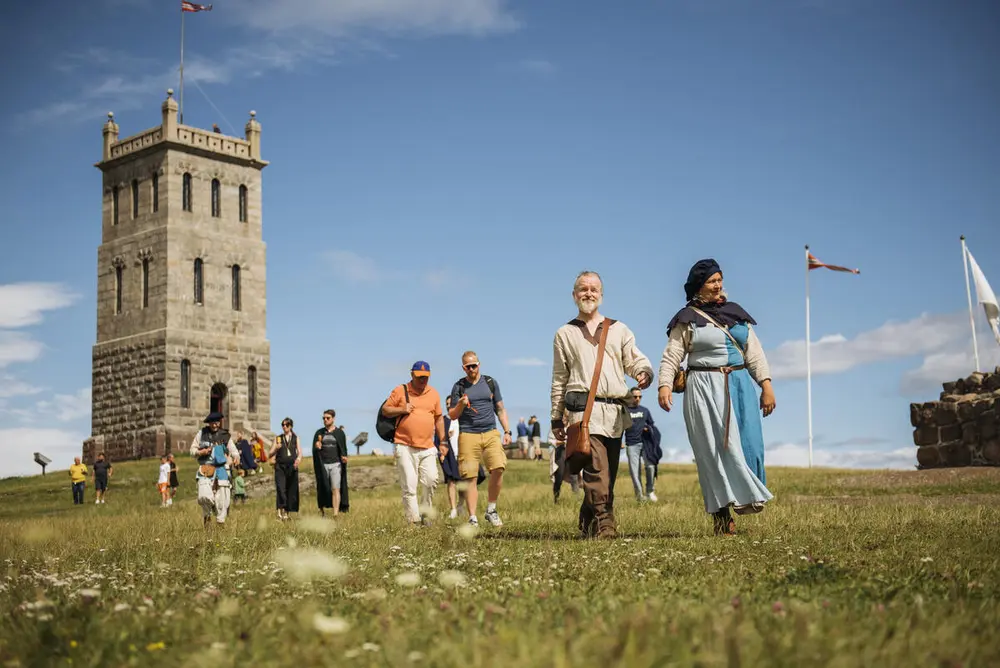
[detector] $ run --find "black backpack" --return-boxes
[455,375,499,413]
[376,384,409,443]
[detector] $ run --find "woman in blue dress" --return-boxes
[657,259,776,535]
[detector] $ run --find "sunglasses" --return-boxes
[464,364,479,370]
[281,423,291,428]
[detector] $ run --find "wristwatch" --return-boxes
[504,430,512,435]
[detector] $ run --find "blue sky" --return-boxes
[1,0,999,477]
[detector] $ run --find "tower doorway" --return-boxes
[210,383,229,428]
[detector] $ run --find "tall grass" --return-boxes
[1,457,997,667]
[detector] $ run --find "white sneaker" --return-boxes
[648,492,658,502]
[484,509,503,527]
[468,516,478,527]
[449,508,458,520]
[95,500,100,504]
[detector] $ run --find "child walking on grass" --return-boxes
[158,455,171,507]
[233,468,247,504]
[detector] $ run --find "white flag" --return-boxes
[966,248,1000,346]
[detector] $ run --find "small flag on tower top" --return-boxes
[807,251,859,274]
[182,1,212,12]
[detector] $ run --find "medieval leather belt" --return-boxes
[687,364,747,450]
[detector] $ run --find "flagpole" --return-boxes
[805,244,813,468]
[179,8,185,124]
[961,235,981,372]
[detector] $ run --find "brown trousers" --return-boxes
[578,434,621,537]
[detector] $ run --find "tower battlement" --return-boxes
[99,89,266,167]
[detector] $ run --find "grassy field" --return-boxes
[1,456,999,667]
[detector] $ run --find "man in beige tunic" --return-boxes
[550,271,654,538]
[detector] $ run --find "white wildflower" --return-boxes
[113,603,130,612]
[78,588,101,602]
[298,517,336,535]
[456,523,478,541]
[275,548,348,582]
[313,613,350,635]
[362,643,380,652]
[408,651,426,662]
[214,554,234,566]
[438,570,467,588]
[395,572,421,587]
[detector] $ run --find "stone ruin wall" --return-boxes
[910,368,1000,468]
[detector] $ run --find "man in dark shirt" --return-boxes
[313,409,347,517]
[623,388,657,502]
[91,452,113,505]
[529,416,542,460]
[448,350,512,528]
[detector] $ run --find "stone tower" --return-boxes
[83,91,271,462]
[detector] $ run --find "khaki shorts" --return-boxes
[458,430,506,479]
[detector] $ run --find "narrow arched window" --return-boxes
[114,265,123,314]
[238,185,248,222]
[193,258,204,305]
[231,265,241,311]
[182,173,192,212]
[248,365,257,413]
[180,359,191,408]
[151,173,159,213]
[112,186,120,225]
[211,179,221,218]
[141,258,150,309]
[131,179,139,219]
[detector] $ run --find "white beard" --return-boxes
[576,297,601,315]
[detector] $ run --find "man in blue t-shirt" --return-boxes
[624,387,658,502]
[448,350,512,528]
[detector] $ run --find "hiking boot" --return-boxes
[484,509,503,527]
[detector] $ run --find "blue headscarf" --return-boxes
[667,258,756,334]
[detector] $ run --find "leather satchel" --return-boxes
[672,368,687,393]
[564,317,611,473]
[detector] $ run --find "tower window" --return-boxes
[239,185,248,222]
[248,365,257,413]
[114,265,123,315]
[152,173,159,213]
[112,186,120,225]
[231,265,241,311]
[180,359,191,408]
[182,173,192,212]
[131,179,139,219]
[141,258,150,309]
[211,179,221,218]
[193,258,204,305]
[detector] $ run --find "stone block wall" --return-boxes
[910,368,1000,468]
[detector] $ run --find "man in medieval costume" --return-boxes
[550,271,653,539]
[189,411,241,528]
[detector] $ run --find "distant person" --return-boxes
[657,259,775,536]
[381,361,448,525]
[550,271,653,539]
[69,457,88,505]
[269,417,302,522]
[168,454,179,505]
[529,416,542,460]
[437,396,461,519]
[190,411,240,527]
[235,429,258,474]
[624,387,658,502]
[516,417,529,457]
[92,452,113,504]
[312,409,347,518]
[448,351,512,528]
[251,430,268,474]
[233,469,248,504]
[157,455,171,507]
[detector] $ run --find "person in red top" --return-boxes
[382,361,448,524]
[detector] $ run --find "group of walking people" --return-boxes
[178,259,777,537]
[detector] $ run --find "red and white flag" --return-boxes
[807,252,859,274]
[182,1,212,12]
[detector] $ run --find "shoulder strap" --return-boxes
[689,307,746,360]
[483,375,499,409]
[403,383,409,402]
[581,318,612,427]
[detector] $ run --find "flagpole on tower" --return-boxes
[805,244,813,468]
[179,6,185,124]
[961,235,981,372]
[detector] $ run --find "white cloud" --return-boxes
[767,310,1000,394]
[0,375,44,399]
[237,0,519,36]
[515,59,557,76]
[765,442,916,470]
[0,428,86,479]
[507,357,545,367]
[33,388,93,423]
[0,332,45,369]
[0,283,79,329]
[327,250,386,284]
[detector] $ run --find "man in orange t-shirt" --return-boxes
[382,361,448,524]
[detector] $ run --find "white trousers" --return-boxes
[394,444,439,523]
[197,478,232,523]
